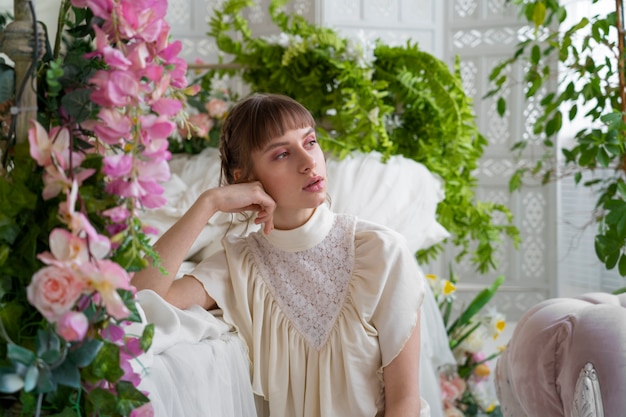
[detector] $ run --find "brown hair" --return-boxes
[218,93,316,185]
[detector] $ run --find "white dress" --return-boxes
[191,203,431,417]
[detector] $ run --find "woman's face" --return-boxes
[250,126,327,229]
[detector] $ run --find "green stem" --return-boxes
[53,0,72,60]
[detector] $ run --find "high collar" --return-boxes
[262,204,334,252]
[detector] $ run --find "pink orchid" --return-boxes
[28,121,70,168]
[81,260,131,320]
[103,206,131,223]
[142,138,171,159]
[62,182,111,259]
[158,40,182,63]
[151,97,182,116]
[88,25,131,70]
[125,42,150,72]
[102,154,134,177]
[139,114,176,141]
[167,57,188,88]
[93,108,133,145]
[27,265,86,322]
[143,63,164,82]
[138,192,167,209]
[117,0,166,42]
[38,228,89,266]
[42,164,71,200]
[56,311,89,341]
[90,70,140,107]
[137,157,170,183]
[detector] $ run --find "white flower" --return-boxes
[457,323,487,355]
[480,306,507,340]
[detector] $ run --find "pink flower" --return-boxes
[60,182,111,259]
[28,121,70,168]
[81,260,131,320]
[205,98,229,119]
[140,114,176,141]
[42,164,71,200]
[440,373,466,406]
[56,311,89,341]
[27,265,85,322]
[103,154,134,177]
[129,402,154,417]
[178,113,213,138]
[90,70,140,107]
[94,108,133,145]
[89,25,131,70]
[103,206,131,223]
[38,228,89,266]
[151,97,182,116]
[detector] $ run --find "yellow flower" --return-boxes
[486,404,496,412]
[443,280,456,295]
[473,363,491,378]
[493,319,506,339]
[425,273,437,282]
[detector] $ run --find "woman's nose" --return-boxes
[299,150,316,173]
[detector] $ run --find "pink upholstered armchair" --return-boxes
[494,292,626,417]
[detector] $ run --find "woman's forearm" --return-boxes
[131,189,218,296]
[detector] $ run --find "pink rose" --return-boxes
[205,98,229,119]
[27,265,85,322]
[56,311,89,341]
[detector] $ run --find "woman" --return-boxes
[132,93,430,417]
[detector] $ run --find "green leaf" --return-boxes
[51,357,81,389]
[533,2,547,27]
[617,254,626,277]
[61,88,94,123]
[8,344,37,366]
[86,387,118,415]
[68,337,103,367]
[23,365,39,392]
[447,275,505,335]
[87,342,122,382]
[496,97,506,116]
[0,372,24,393]
[140,324,155,353]
[116,380,150,415]
[531,44,541,64]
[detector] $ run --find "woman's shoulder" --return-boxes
[352,215,410,251]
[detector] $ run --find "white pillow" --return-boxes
[140,147,448,260]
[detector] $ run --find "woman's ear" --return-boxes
[233,169,242,182]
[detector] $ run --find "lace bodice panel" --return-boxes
[247,214,355,350]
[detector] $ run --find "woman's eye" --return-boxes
[274,152,288,160]
[306,139,317,146]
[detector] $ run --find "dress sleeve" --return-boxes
[353,221,425,367]
[187,237,256,351]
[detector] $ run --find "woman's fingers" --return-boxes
[211,182,276,232]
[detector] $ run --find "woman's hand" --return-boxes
[205,181,276,234]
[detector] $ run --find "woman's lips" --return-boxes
[303,177,325,192]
